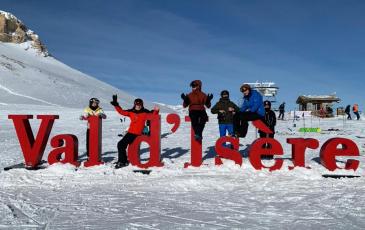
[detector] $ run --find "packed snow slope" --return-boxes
[0,42,175,112]
[0,104,364,229]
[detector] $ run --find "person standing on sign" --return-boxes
[234,84,265,138]
[111,95,159,169]
[211,90,239,143]
[353,104,360,120]
[80,98,106,157]
[259,100,277,159]
[278,102,285,120]
[181,80,213,141]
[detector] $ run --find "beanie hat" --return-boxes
[264,100,271,107]
[221,90,229,97]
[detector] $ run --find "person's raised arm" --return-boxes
[111,94,130,117]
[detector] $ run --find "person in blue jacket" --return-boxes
[233,84,265,138]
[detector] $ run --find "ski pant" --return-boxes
[233,111,264,138]
[219,124,234,147]
[354,112,360,120]
[189,110,208,137]
[278,111,284,119]
[117,132,138,163]
[219,124,234,137]
[259,130,275,157]
[346,112,352,120]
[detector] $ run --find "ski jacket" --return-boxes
[345,105,351,113]
[353,104,359,113]
[211,98,240,124]
[183,80,211,111]
[114,106,159,135]
[240,90,265,117]
[82,107,106,119]
[279,103,285,112]
[80,107,107,129]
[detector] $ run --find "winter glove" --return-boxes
[110,94,119,107]
[181,93,190,105]
[205,93,213,106]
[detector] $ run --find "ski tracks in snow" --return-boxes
[0,83,60,107]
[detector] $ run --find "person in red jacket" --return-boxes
[111,95,159,168]
[181,80,213,141]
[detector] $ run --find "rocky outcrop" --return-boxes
[0,10,49,56]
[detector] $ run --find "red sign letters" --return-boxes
[8,114,360,171]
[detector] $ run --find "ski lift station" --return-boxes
[296,94,341,117]
[244,82,279,103]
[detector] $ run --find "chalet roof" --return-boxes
[296,95,341,104]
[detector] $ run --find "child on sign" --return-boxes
[80,98,106,157]
[211,90,239,144]
[258,100,276,159]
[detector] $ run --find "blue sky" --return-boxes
[1,0,365,109]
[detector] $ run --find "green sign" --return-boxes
[299,128,321,133]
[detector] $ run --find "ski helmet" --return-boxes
[134,98,144,107]
[190,80,202,89]
[89,98,99,106]
[240,84,251,93]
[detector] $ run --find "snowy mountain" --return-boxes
[0,11,172,111]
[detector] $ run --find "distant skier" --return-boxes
[326,105,333,117]
[211,90,239,143]
[181,80,213,141]
[278,102,285,120]
[345,105,352,120]
[111,95,159,168]
[259,100,277,159]
[353,104,360,120]
[234,84,265,138]
[80,98,107,157]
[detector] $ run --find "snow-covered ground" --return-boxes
[0,104,364,229]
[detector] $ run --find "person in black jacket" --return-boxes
[345,105,352,120]
[278,102,285,120]
[259,100,277,159]
[211,90,240,140]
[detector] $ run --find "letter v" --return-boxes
[8,115,59,168]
